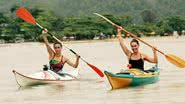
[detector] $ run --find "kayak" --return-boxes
[104,66,160,89]
[12,69,79,87]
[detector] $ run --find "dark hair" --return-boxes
[130,39,139,45]
[53,42,62,48]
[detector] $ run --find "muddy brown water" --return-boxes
[0,37,185,104]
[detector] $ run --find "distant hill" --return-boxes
[0,0,185,23]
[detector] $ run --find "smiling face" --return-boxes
[130,39,139,53]
[53,43,62,54]
[130,42,139,53]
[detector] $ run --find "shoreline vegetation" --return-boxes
[0,4,185,43]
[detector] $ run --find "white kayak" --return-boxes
[12,69,79,87]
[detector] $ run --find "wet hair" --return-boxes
[130,39,139,46]
[53,42,62,48]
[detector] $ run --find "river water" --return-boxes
[0,36,185,104]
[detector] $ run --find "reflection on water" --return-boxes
[17,84,64,91]
[0,37,185,104]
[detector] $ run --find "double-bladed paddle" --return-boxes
[16,7,104,77]
[94,13,185,68]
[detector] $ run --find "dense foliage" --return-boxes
[0,0,184,42]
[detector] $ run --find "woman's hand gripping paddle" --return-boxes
[94,13,185,68]
[16,7,104,77]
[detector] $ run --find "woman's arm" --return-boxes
[65,55,80,68]
[143,48,158,63]
[42,30,55,59]
[117,27,131,57]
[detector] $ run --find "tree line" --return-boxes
[0,6,185,43]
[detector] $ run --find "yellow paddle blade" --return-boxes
[165,54,185,68]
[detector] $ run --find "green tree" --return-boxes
[157,16,185,35]
[141,10,157,23]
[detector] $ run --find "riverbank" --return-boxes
[0,35,184,46]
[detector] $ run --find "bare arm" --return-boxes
[117,27,131,57]
[42,30,55,59]
[65,55,80,68]
[143,48,158,63]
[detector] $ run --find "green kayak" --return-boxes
[104,66,160,89]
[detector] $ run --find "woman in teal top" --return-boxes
[42,29,80,74]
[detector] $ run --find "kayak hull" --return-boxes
[12,69,79,87]
[104,67,159,89]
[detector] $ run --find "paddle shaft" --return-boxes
[120,27,165,55]
[93,13,166,55]
[37,23,104,77]
[95,13,185,68]
[120,26,185,68]
[36,23,89,63]
[16,7,104,77]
